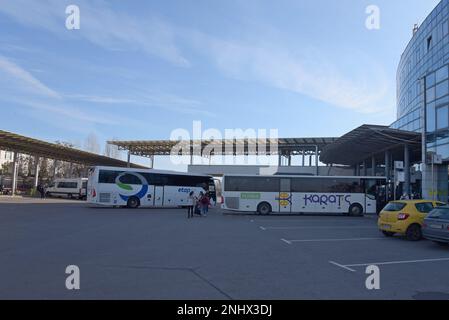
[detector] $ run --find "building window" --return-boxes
[436,80,449,99]
[427,72,436,87]
[427,36,433,52]
[443,20,449,36]
[427,102,436,132]
[426,86,436,103]
[436,65,448,83]
[436,105,449,130]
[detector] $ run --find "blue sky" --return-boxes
[0,0,441,169]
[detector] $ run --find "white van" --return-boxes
[46,178,88,200]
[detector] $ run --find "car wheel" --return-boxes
[348,203,363,217]
[257,202,272,215]
[382,230,395,237]
[127,197,140,209]
[405,224,422,241]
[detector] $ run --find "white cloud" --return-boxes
[186,32,393,114]
[65,92,216,117]
[17,100,120,125]
[0,0,189,67]
[0,55,60,98]
[0,0,394,114]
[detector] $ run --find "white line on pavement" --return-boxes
[329,261,356,272]
[285,237,386,243]
[281,238,292,245]
[345,257,449,267]
[260,226,376,230]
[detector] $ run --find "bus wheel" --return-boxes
[348,203,363,217]
[257,202,272,215]
[127,197,140,209]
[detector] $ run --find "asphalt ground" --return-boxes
[1,197,448,300]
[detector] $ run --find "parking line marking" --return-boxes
[252,219,366,223]
[285,237,386,243]
[345,257,449,267]
[329,261,356,272]
[281,238,292,245]
[260,226,376,230]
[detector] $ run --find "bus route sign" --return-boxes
[241,193,261,200]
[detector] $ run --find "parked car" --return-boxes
[423,206,449,246]
[45,178,88,200]
[378,200,445,241]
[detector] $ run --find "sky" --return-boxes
[0,0,441,169]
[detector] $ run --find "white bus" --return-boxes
[87,166,216,208]
[222,175,387,216]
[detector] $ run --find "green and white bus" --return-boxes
[87,166,216,208]
[222,175,387,216]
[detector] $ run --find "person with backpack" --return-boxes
[199,193,210,217]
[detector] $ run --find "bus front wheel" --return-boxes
[257,202,272,215]
[348,203,363,217]
[127,197,140,209]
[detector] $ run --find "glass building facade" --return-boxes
[391,0,449,161]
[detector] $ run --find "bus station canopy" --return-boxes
[0,130,145,168]
[320,124,422,166]
[108,137,338,157]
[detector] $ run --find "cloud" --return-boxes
[14,99,120,125]
[0,1,393,114]
[185,31,393,114]
[0,0,189,67]
[0,55,60,98]
[65,92,216,117]
[65,94,138,104]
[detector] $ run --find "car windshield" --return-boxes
[383,202,406,211]
[428,208,449,220]
[415,202,434,213]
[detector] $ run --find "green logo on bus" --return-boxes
[241,193,261,200]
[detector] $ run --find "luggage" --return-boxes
[194,205,201,215]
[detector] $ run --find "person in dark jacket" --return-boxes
[187,191,195,218]
[199,193,210,216]
[37,184,45,199]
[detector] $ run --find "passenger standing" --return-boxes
[200,193,210,216]
[187,191,195,218]
[37,184,44,199]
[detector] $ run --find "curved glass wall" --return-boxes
[392,0,449,161]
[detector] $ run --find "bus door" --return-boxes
[154,185,164,206]
[279,178,292,213]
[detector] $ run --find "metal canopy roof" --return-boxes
[320,124,422,166]
[108,137,338,157]
[0,130,145,168]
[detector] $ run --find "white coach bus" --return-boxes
[87,166,216,208]
[222,175,387,216]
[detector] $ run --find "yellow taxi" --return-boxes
[378,200,445,241]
